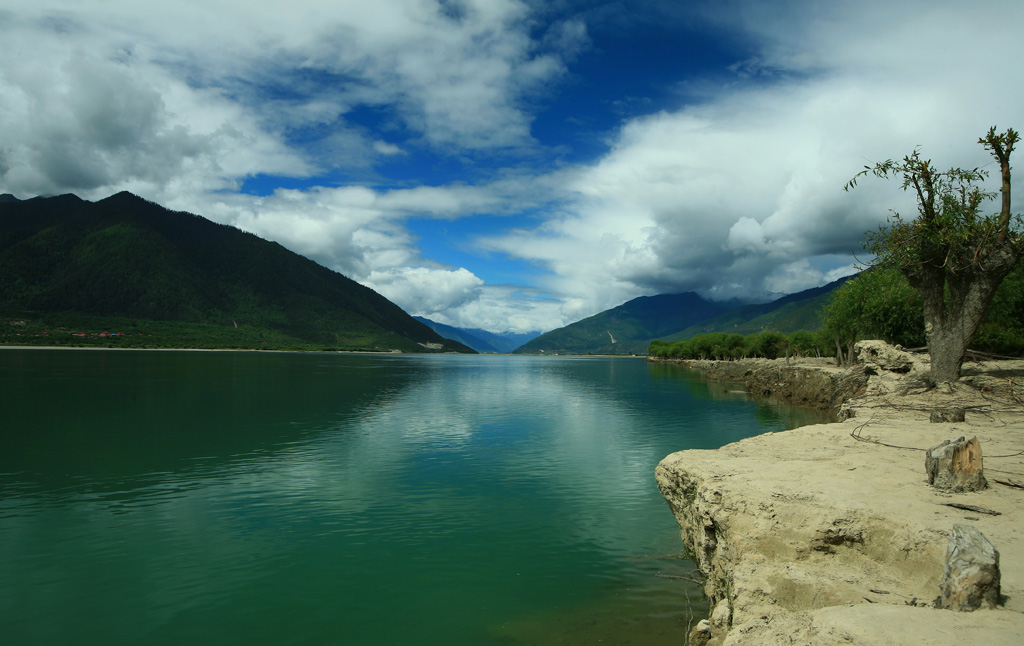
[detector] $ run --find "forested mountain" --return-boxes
[662,276,851,341]
[0,192,473,353]
[514,292,732,355]
[514,279,849,355]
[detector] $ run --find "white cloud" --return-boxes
[0,0,572,199]
[363,266,484,315]
[3,0,1024,335]
[426,284,565,335]
[373,141,404,156]
[476,0,1024,317]
[726,217,766,254]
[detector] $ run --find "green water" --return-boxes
[0,350,826,645]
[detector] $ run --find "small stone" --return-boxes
[937,524,1001,611]
[925,436,987,492]
[688,619,712,646]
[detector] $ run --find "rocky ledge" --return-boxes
[655,342,1024,645]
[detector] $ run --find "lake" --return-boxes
[0,350,826,645]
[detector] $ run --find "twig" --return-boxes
[850,417,928,451]
[988,450,1024,458]
[656,572,704,585]
[942,503,1001,516]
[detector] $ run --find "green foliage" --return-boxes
[821,264,1024,359]
[649,329,827,361]
[848,128,1022,282]
[973,262,1024,355]
[822,267,925,361]
[845,127,1023,380]
[649,263,1024,362]
[750,330,789,360]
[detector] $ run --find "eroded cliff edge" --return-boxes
[654,345,1024,645]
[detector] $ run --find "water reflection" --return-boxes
[1,351,821,645]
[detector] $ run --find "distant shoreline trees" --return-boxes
[649,262,1024,362]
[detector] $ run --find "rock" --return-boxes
[710,598,731,630]
[688,619,712,646]
[930,408,966,423]
[855,340,915,373]
[925,436,987,492]
[937,524,1001,611]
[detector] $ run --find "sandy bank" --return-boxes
[655,346,1024,645]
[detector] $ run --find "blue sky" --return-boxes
[2,0,1023,333]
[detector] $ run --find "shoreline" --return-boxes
[655,344,1024,645]
[0,344,647,358]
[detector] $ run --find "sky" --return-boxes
[2,0,1023,334]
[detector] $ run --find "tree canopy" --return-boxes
[845,127,1023,383]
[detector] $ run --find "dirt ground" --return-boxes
[656,346,1024,645]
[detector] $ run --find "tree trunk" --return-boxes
[926,322,972,384]
[914,243,1020,384]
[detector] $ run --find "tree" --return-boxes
[822,266,925,366]
[846,127,1023,383]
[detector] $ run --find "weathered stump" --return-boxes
[925,436,987,492]
[937,524,1001,611]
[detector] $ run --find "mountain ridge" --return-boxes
[514,292,732,355]
[513,279,849,355]
[0,192,473,353]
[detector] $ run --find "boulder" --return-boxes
[937,524,1001,611]
[854,340,915,373]
[925,436,987,492]
[710,598,731,630]
[688,619,712,646]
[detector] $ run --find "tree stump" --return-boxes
[925,436,987,492]
[937,524,1001,611]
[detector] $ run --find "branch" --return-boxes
[981,127,1019,241]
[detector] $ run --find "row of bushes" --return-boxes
[649,329,832,361]
[650,263,1024,362]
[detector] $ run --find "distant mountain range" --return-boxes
[0,192,473,353]
[512,277,850,355]
[414,317,541,353]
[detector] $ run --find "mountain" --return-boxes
[414,317,501,353]
[0,192,473,353]
[414,317,542,353]
[663,276,851,341]
[513,278,850,355]
[514,292,732,355]
[467,328,542,353]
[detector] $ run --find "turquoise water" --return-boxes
[0,350,824,645]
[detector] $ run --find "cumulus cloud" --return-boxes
[2,0,1023,335]
[363,266,484,315]
[477,0,1024,315]
[0,0,573,199]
